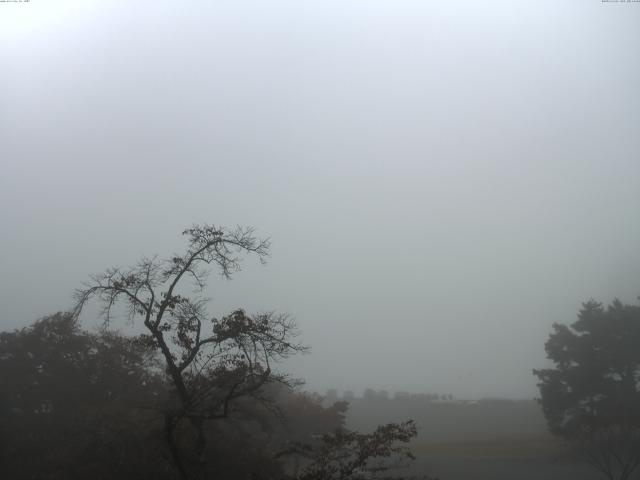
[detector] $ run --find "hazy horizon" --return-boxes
[1,0,639,400]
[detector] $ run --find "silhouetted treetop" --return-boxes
[534,298,640,480]
[71,224,302,480]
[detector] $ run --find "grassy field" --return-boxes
[412,433,567,459]
[344,398,616,480]
[409,434,603,480]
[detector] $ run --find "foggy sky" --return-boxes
[1,0,639,399]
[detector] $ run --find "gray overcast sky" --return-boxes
[1,0,639,399]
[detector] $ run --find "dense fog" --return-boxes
[3,3,640,480]
[2,0,639,401]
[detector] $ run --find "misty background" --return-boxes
[1,0,639,400]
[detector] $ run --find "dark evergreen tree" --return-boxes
[534,298,640,480]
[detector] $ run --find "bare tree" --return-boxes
[72,224,307,480]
